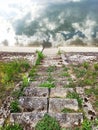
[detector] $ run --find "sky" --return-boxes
[0,0,98,46]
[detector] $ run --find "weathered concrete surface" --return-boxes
[61,53,97,65]
[0,47,42,53]
[83,100,96,120]
[10,112,83,129]
[19,97,47,112]
[50,113,83,128]
[10,112,46,128]
[1,47,98,54]
[41,57,62,67]
[50,88,74,98]
[29,81,43,87]
[31,76,48,82]
[59,47,98,52]
[76,87,84,95]
[24,87,48,97]
[49,98,79,113]
[23,87,48,97]
[68,54,96,63]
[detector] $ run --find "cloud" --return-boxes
[72,17,96,44]
[0,17,16,46]
[0,0,98,47]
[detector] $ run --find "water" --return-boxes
[0,0,98,47]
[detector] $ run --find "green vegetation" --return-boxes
[61,65,70,77]
[57,49,62,55]
[61,72,70,77]
[12,75,29,99]
[63,66,69,71]
[0,60,30,106]
[85,87,98,111]
[35,114,60,130]
[85,87,98,98]
[61,108,75,113]
[22,75,29,88]
[61,118,98,130]
[29,51,44,80]
[10,100,20,113]
[11,89,23,99]
[81,119,92,130]
[64,80,76,88]
[39,68,55,88]
[71,62,98,88]
[85,88,92,95]
[94,101,98,111]
[47,65,56,72]
[35,51,44,65]
[0,60,30,85]
[82,62,89,69]
[39,81,55,88]
[73,67,87,78]
[94,63,98,70]
[66,92,82,108]
[0,124,23,130]
[29,66,39,81]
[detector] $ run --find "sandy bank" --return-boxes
[0,47,43,53]
[0,47,98,54]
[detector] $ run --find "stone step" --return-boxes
[37,66,63,72]
[29,81,43,88]
[10,112,46,129]
[49,98,79,113]
[50,112,83,128]
[23,87,74,98]
[29,79,68,88]
[30,76,68,83]
[40,57,63,67]
[23,87,48,97]
[18,97,47,112]
[10,112,83,129]
[50,88,74,98]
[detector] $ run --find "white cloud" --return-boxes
[0,17,16,46]
[72,17,96,45]
[42,18,57,31]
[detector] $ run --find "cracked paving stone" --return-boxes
[49,98,79,113]
[19,97,47,112]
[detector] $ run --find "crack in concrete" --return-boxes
[47,88,51,113]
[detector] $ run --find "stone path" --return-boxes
[10,53,84,129]
[0,50,98,129]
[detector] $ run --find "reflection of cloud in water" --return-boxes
[0,0,98,46]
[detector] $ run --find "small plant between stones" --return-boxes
[66,92,82,108]
[0,123,23,130]
[35,114,60,130]
[10,100,20,113]
[35,51,44,65]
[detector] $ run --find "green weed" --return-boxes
[10,100,20,113]
[39,81,55,88]
[83,62,89,69]
[22,75,29,88]
[1,60,30,85]
[66,92,82,108]
[35,114,60,130]
[61,72,70,77]
[47,65,56,72]
[29,66,38,81]
[0,123,23,130]
[82,119,92,130]
[61,108,75,113]
[35,51,44,65]
[94,63,98,71]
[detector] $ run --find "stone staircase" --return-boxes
[10,54,84,130]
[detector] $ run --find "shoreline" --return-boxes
[0,47,98,54]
